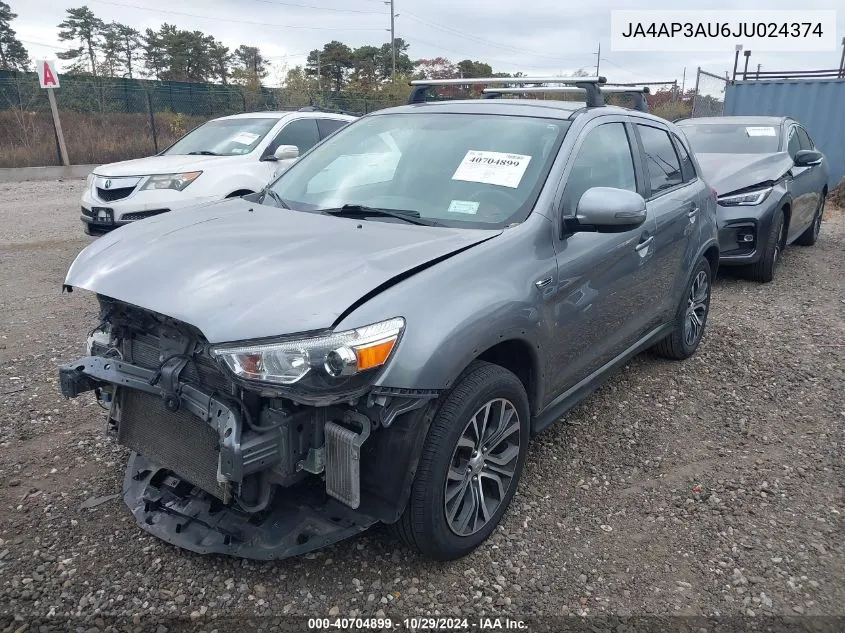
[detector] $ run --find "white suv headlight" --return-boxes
[211,317,405,386]
[140,171,202,192]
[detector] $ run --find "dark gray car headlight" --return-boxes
[718,186,773,207]
[211,317,405,387]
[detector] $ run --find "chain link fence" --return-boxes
[690,68,728,118]
[0,71,405,168]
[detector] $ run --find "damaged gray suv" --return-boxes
[59,77,719,561]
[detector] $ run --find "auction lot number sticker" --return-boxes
[452,150,532,189]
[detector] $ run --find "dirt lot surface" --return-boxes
[0,180,843,632]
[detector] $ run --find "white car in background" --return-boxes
[80,108,356,235]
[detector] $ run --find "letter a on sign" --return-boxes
[37,60,60,88]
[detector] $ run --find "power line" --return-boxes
[86,0,385,30]
[246,0,385,14]
[402,11,586,62]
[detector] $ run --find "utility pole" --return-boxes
[681,67,686,93]
[384,0,396,80]
[756,63,761,80]
[317,50,321,92]
[595,42,601,76]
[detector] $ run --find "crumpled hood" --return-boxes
[65,199,501,343]
[695,152,793,197]
[93,154,248,177]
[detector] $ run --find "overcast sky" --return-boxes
[11,0,845,87]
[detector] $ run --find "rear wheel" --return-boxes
[747,210,785,283]
[394,361,529,561]
[653,257,711,360]
[795,193,825,246]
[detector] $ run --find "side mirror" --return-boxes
[794,149,823,167]
[273,144,300,161]
[569,187,647,233]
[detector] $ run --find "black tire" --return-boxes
[653,257,712,360]
[795,193,825,246]
[393,361,530,561]
[747,210,785,283]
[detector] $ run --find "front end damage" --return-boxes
[60,296,437,559]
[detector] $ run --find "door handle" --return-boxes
[687,205,699,217]
[634,235,654,257]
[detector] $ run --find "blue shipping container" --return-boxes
[724,78,845,190]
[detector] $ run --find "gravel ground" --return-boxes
[0,180,843,632]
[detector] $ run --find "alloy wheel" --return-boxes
[684,270,709,347]
[444,398,521,537]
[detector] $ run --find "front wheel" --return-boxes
[653,257,712,360]
[747,210,785,283]
[795,193,825,246]
[394,361,529,561]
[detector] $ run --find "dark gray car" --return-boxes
[677,116,828,282]
[58,91,718,561]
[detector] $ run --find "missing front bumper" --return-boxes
[124,452,375,559]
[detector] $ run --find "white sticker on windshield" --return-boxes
[448,200,480,215]
[746,127,777,137]
[232,131,260,145]
[452,150,532,189]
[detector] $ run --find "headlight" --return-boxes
[718,186,773,207]
[140,171,202,192]
[211,317,405,386]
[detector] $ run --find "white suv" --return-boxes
[80,109,356,235]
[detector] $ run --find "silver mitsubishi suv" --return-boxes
[58,76,719,561]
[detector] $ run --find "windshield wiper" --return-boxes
[320,204,438,226]
[262,188,290,209]
[187,150,220,156]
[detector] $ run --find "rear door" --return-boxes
[632,122,702,318]
[546,116,659,397]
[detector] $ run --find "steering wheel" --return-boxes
[464,188,521,221]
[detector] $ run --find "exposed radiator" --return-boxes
[118,389,224,500]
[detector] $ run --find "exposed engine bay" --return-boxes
[59,296,437,559]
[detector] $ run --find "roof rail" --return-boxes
[408,75,607,107]
[481,85,651,112]
[297,104,362,117]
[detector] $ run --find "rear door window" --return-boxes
[317,118,349,140]
[672,133,696,182]
[636,124,683,195]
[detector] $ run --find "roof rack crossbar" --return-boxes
[408,75,607,106]
[480,84,651,112]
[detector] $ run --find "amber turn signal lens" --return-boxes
[354,338,397,371]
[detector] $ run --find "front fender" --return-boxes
[335,214,555,399]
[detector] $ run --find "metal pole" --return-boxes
[732,44,742,80]
[146,90,159,153]
[839,37,845,78]
[46,88,69,166]
[681,66,686,93]
[317,50,321,92]
[756,64,761,80]
[742,50,751,80]
[595,42,600,76]
[390,0,396,80]
[691,66,701,117]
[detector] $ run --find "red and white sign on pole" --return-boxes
[36,59,61,88]
[36,60,69,166]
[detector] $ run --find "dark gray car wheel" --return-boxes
[748,210,785,283]
[393,361,529,561]
[795,193,825,246]
[653,257,712,360]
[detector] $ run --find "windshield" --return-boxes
[679,123,781,154]
[267,112,570,228]
[163,117,279,156]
